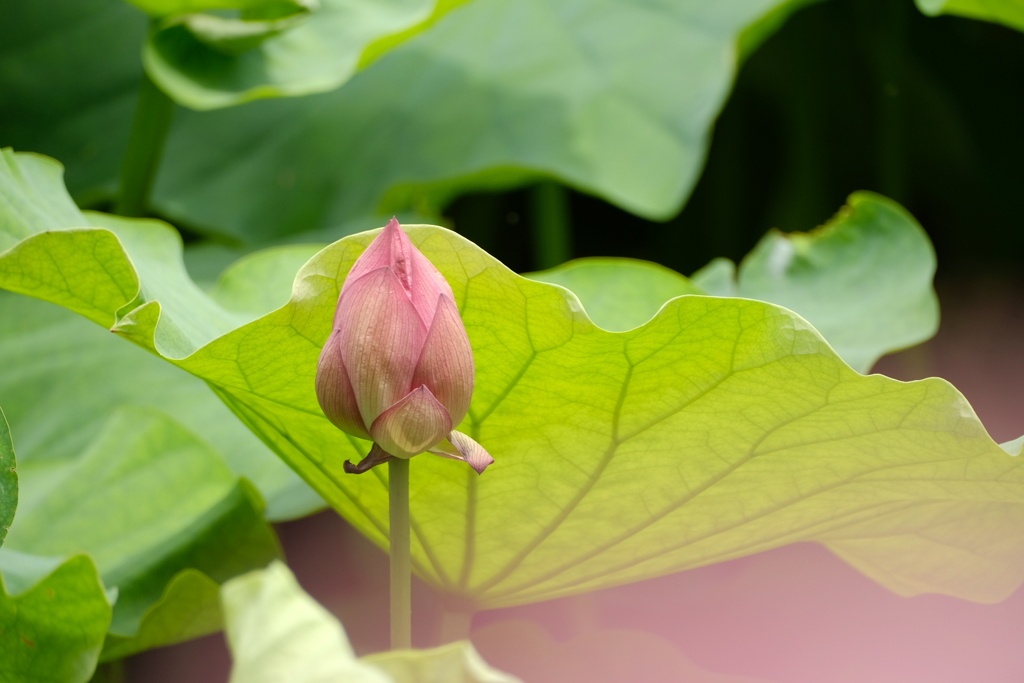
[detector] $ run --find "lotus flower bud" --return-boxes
[316,218,494,475]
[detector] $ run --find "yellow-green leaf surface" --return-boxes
[0,553,112,683]
[144,0,469,110]
[2,405,283,658]
[537,193,940,373]
[0,408,15,547]
[916,0,1024,32]
[2,151,1024,610]
[223,561,518,683]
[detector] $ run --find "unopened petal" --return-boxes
[412,294,475,426]
[335,266,426,426]
[405,244,455,329]
[342,218,405,296]
[343,219,454,331]
[370,385,453,459]
[343,443,393,474]
[315,332,370,439]
[428,430,494,474]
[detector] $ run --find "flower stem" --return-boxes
[529,181,572,269]
[389,457,412,649]
[114,67,175,217]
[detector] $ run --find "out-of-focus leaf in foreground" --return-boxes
[534,192,939,373]
[0,553,111,683]
[0,408,15,548]
[223,561,518,683]
[916,0,1024,33]
[2,151,1024,611]
[144,0,468,110]
[2,404,283,659]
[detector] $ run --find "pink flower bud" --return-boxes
[316,219,494,475]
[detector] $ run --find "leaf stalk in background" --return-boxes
[529,181,572,269]
[389,457,412,650]
[115,67,175,217]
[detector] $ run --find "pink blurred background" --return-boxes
[129,278,1024,682]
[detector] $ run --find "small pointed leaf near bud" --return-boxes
[315,218,493,475]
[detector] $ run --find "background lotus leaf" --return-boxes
[0,0,817,243]
[534,192,939,373]
[0,292,322,520]
[144,0,462,110]
[1,403,283,659]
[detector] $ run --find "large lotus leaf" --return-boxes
[534,193,939,373]
[0,0,815,244]
[2,151,1024,609]
[2,405,283,656]
[223,561,517,683]
[916,0,1024,32]
[0,553,112,683]
[145,0,463,110]
[0,408,14,547]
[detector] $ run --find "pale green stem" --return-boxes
[115,67,175,217]
[389,457,412,649]
[529,181,572,269]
